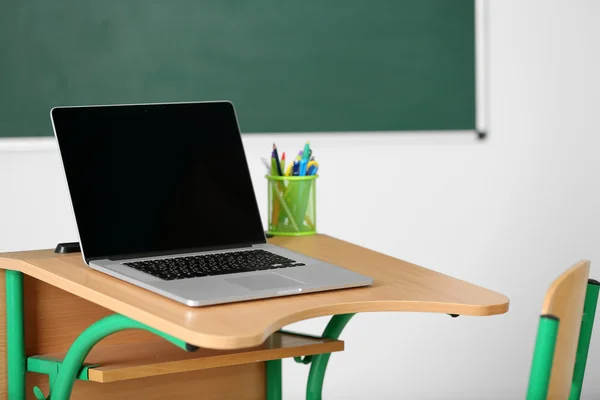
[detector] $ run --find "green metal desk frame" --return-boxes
[4,269,354,400]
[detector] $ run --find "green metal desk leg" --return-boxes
[6,270,26,400]
[306,314,355,400]
[266,359,282,400]
[569,279,600,400]
[40,314,191,400]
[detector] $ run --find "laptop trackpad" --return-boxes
[226,273,304,291]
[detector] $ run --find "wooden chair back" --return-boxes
[541,260,590,399]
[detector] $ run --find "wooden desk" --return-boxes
[0,234,509,400]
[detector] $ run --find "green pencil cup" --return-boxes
[267,175,317,236]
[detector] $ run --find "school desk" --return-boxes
[0,234,509,399]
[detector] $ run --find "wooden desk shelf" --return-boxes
[35,332,343,383]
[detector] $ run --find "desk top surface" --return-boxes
[0,234,509,349]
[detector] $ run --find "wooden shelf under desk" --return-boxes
[34,331,343,383]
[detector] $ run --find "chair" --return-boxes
[527,260,599,399]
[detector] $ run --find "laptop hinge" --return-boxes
[105,242,259,262]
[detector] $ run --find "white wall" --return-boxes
[1,1,600,398]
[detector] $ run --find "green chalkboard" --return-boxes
[0,1,476,137]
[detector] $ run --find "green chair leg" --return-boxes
[267,359,283,400]
[569,279,600,400]
[6,270,26,400]
[306,314,355,400]
[527,315,560,400]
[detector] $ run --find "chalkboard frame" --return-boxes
[0,0,488,141]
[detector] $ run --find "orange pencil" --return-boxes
[281,152,286,175]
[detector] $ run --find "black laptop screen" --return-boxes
[52,102,266,261]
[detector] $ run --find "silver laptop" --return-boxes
[51,101,372,306]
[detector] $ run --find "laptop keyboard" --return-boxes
[124,249,305,281]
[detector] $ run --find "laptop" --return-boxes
[51,101,373,306]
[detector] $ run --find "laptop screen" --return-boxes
[52,102,266,262]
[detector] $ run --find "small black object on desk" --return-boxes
[54,242,81,254]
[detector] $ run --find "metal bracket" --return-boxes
[294,355,313,364]
[27,356,99,400]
